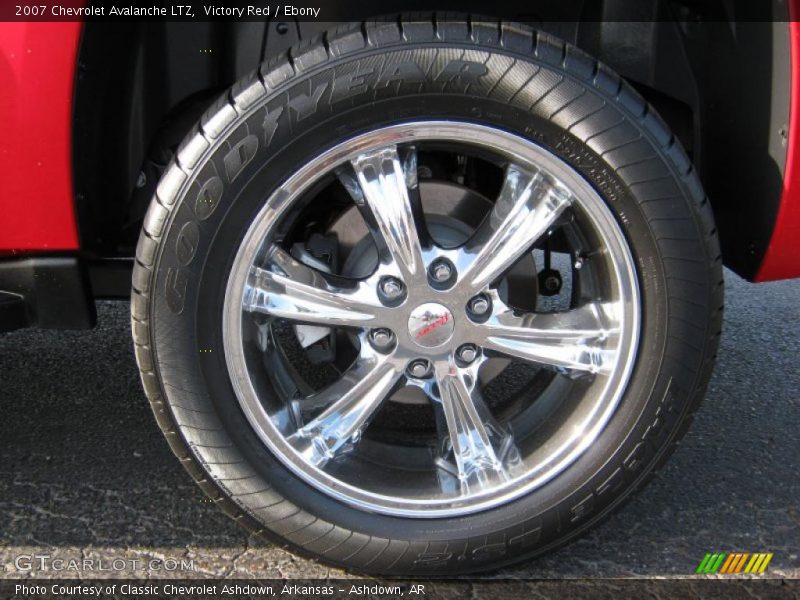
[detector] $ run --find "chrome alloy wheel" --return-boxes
[223,122,640,517]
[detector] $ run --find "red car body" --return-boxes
[0,22,82,253]
[756,18,800,281]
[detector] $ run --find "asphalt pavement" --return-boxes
[1,270,798,580]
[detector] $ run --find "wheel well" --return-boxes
[72,1,790,280]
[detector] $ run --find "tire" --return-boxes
[131,16,723,575]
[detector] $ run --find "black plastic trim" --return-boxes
[0,257,96,331]
[87,258,135,299]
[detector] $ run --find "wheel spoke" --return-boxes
[349,145,427,281]
[477,302,620,374]
[459,164,572,294]
[287,352,403,467]
[243,246,384,328]
[432,361,520,494]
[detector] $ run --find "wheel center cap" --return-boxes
[408,303,455,348]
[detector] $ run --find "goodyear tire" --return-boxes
[131,17,723,574]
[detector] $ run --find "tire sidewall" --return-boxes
[148,42,704,573]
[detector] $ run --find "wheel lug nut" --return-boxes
[381,277,402,297]
[407,359,431,378]
[428,258,455,287]
[378,276,404,303]
[468,294,491,316]
[369,328,394,350]
[432,263,451,281]
[457,344,478,364]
